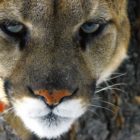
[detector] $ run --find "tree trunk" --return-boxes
[0,0,140,140]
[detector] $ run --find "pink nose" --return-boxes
[34,89,72,106]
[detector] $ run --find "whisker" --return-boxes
[88,104,115,113]
[111,72,126,75]
[108,82,128,96]
[97,87,127,95]
[105,81,128,95]
[108,87,127,94]
[92,99,120,109]
[106,73,126,81]
[95,83,126,94]
[101,83,126,88]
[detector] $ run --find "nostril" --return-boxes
[27,87,57,109]
[72,87,79,96]
[27,86,36,97]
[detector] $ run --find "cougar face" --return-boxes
[0,0,130,139]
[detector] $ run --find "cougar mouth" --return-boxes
[12,96,86,139]
[3,78,96,139]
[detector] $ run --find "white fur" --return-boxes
[54,99,86,118]
[14,97,85,139]
[0,78,8,104]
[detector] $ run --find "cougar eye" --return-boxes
[77,21,107,50]
[0,20,26,38]
[81,22,100,34]
[6,24,23,33]
[0,20,28,49]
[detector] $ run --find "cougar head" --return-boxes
[0,0,130,139]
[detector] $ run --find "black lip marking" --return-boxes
[4,80,13,97]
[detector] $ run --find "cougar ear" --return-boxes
[0,78,9,113]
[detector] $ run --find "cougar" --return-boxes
[0,0,130,139]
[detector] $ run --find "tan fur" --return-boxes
[0,0,130,139]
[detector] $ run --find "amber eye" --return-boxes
[81,22,100,34]
[0,20,26,37]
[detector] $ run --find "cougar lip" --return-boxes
[4,80,13,97]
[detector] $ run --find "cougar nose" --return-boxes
[33,89,72,107]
